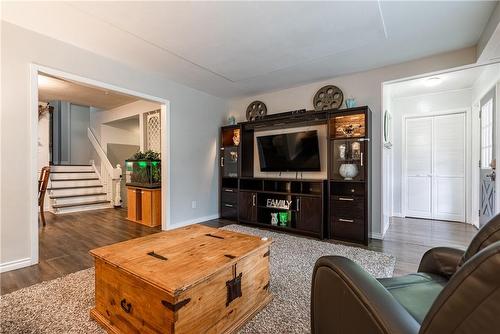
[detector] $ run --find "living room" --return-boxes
[1,1,500,333]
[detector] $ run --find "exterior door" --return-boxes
[405,113,466,222]
[479,88,496,227]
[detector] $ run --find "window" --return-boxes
[481,98,494,169]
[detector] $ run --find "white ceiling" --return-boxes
[38,74,139,109]
[388,62,500,99]
[3,1,497,98]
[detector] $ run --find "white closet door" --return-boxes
[405,117,433,218]
[433,113,465,221]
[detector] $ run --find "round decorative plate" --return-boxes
[313,85,343,111]
[246,101,267,121]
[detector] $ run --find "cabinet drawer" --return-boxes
[221,189,238,204]
[331,217,365,243]
[331,196,364,220]
[221,202,238,220]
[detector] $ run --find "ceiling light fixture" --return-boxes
[425,77,442,87]
[38,75,51,87]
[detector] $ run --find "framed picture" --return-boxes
[383,110,393,149]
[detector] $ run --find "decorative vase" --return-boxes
[271,213,278,226]
[345,98,356,108]
[339,163,358,180]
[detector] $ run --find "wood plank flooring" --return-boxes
[0,209,160,295]
[1,210,477,295]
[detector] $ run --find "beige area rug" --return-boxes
[0,225,395,333]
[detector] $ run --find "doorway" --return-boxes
[382,61,500,234]
[30,64,171,266]
[404,112,466,222]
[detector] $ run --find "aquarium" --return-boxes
[125,159,161,188]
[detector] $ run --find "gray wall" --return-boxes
[1,22,227,268]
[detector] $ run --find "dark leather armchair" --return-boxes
[311,214,500,334]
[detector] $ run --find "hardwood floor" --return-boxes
[0,209,160,295]
[1,210,477,295]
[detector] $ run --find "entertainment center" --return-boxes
[219,106,371,245]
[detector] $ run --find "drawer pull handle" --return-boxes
[223,188,234,192]
[339,218,355,223]
[120,299,132,313]
[338,197,354,201]
[224,204,234,208]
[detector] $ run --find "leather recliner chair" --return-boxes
[311,214,500,334]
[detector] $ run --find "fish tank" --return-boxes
[125,159,161,188]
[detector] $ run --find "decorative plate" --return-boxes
[246,101,267,121]
[313,85,343,111]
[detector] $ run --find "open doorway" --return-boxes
[31,65,170,275]
[382,62,500,241]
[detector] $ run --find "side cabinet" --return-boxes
[238,191,257,223]
[328,107,371,245]
[297,196,322,234]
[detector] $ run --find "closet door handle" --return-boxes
[297,198,300,212]
[252,194,256,206]
[338,197,354,201]
[339,218,354,223]
[220,157,224,167]
[360,152,364,167]
[224,203,234,208]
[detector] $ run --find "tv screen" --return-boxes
[257,130,321,172]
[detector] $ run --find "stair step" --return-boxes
[48,185,103,190]
[51,171,95,174]
[52,200,110,209]
[50,192,107,199]
[51,178,99,181]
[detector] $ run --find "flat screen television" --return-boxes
[257,130,321,172]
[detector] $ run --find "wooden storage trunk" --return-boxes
[90,224,272,334]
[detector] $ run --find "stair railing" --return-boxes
[87,128,122,206]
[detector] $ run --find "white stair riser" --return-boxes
[53,203,113,214]
[51,173,98,180]
[49,187,104,197]
[50,165,93,172]
[51,194,108,205]
[50,179,101,188]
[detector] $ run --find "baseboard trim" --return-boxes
[0,257,33,273]
[170,214,220,229]
[370,221,390,240]
[392,212,404,217]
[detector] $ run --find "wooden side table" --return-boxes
[127,186,161,227]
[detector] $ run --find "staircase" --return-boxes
[48,165,113,214]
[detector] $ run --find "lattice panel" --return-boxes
[146,110,161,153]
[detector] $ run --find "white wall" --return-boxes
[228,47,476,238]
[390,89,473,218]
[92,100,161,152]
[0,22,227,271]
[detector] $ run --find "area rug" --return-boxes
[0,225,395,334]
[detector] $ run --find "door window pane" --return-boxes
[481,98,493,168]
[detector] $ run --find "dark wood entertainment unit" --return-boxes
[219,106,371,245]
